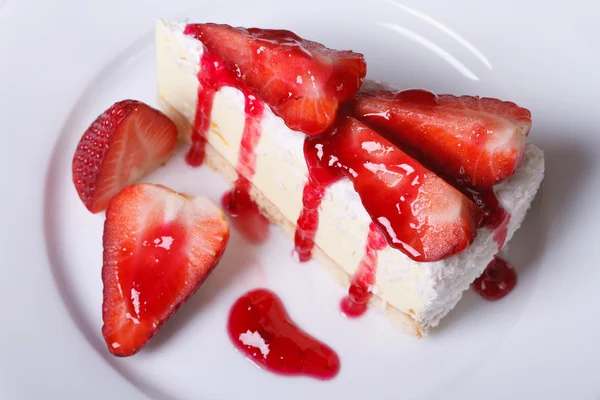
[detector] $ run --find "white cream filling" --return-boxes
[156,19,545,330]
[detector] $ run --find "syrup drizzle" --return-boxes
[471,189,510,249]
[294,137,343,261]
[221,96,270,244]
[294,182,327,262]
[295,119,513,315]
[182,36,239,166]
[296,123,399,317]
[184,26,270,243]
[228,289,340,380]
[341,223,388,318]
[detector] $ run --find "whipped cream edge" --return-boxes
[156,19,545,330]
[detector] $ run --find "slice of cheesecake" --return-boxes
[155,19,544,336]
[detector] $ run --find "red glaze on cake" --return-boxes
[183,23,366,243]
[300,117,482,262]
[220,93,271,244]
[469,189,511,249]
[341,223,388,317]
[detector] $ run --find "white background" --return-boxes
[1,0,599,399]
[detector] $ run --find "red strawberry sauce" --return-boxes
[470,189,510,249]
[182,38,237,167]
[473,257,517,301]
[228,289,340,380]
[183,25,270,244]
[220,95,271,244]
[117,221,188,323]
[340,223,388,317]
[293,135,344,262]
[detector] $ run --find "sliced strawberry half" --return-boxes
[352,89,531,189]
[184,23,367,135]
[102,183,229,356]
[72,100,178,213]
[308,117,482,262]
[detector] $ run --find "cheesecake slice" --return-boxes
[155,19,544,336]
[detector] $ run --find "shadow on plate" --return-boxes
[433,134,594,333]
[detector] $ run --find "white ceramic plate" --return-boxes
[2,0,600,398]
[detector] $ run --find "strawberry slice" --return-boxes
[72,100,178,213]
[308,117,482,262]
[101,183,229,356]
[352,89,531,189]
[184,23,366,135]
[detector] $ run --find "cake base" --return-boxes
[158,96,423,337]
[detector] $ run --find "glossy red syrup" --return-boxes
[294,136,343,261]
[117,221,188,322]
[293,182,326,261]
[184,25,270,243]
[341,223,388,318]
[181,28,241,166]
[369,90,512,249]
[221,96,270,244]
[300,118,482,262]
[469,189,510,249]
[222,178,270,244]
[472,257,517,300]
[228,289,340,380]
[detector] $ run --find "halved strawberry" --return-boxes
[102,183,229,356]
[184,23,366,135]
[352,89,531,189]
[308,117,482,262]
[72,100,178,213]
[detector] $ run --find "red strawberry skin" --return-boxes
[101,183,229,356]
[308,117,482,261]
[72,100,178,213]
[185,23,367,136]
[353,89,531,189]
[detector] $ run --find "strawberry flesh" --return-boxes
[72,100,178,213]
[102,183,229,356]
[116,221,188,329]
[306,117,482,262]
[185,23,367,136]
[353,89,531,189]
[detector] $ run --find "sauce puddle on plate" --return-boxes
[228,288,340,380]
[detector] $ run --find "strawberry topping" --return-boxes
[102,183,229,356]
[184,23,366,136]
[72,100,178,213]
[305,117,482,262]
[353,89,531,189]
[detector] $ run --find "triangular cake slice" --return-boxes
[155,19,544,336]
